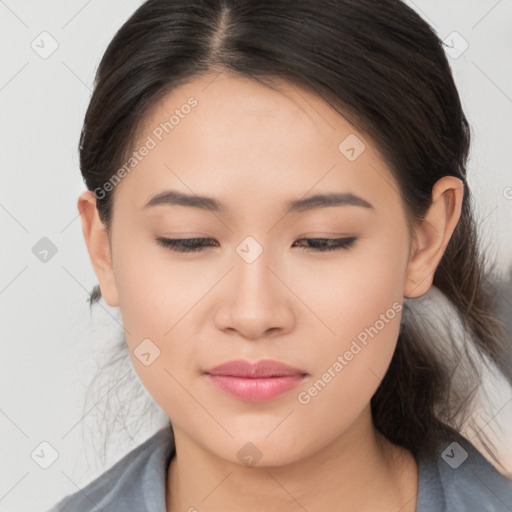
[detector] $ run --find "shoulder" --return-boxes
[45,426,175,512]
[416,430,512,512]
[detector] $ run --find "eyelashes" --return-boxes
[293,237,357,252]
[155,236,357,253]
[156,237,219,253]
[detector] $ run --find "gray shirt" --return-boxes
[46,426,512,511]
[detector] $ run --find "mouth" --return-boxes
[203,359,309,402]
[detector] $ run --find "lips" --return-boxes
[204,359,308,402]
[204,359,308,378]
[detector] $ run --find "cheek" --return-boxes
[113,227,196,332]
[110,231,205,404]
[289,227,409,343]
[292,228,408,400]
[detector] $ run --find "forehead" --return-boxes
[113,72,400,219]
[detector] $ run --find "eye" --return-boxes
[155,236,357,253]
[155,237,219,253]
[292,237,357,252]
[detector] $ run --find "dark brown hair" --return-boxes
[79,0,510,468]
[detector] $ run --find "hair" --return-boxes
[78,0,511,471]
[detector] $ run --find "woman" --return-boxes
[47,0,512,510]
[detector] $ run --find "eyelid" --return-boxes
[154,235,357,254]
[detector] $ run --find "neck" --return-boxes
[166,406,418,512]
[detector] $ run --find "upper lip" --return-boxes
[204,359,308,378]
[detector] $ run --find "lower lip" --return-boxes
[205,374,307,402]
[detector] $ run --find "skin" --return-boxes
[78,72,463,511]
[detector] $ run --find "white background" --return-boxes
[1,1,511,510]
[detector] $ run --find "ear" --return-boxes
[77,190,119,307]
[404,176,464,298]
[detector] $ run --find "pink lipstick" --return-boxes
[204,359,308,402]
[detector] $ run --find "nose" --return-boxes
[213,245,296,341]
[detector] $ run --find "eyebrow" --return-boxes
[142,189,374,214]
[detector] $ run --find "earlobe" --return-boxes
[77,190,119,307]
[404,176,464,298]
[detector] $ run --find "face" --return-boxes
[94,72,415,466]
